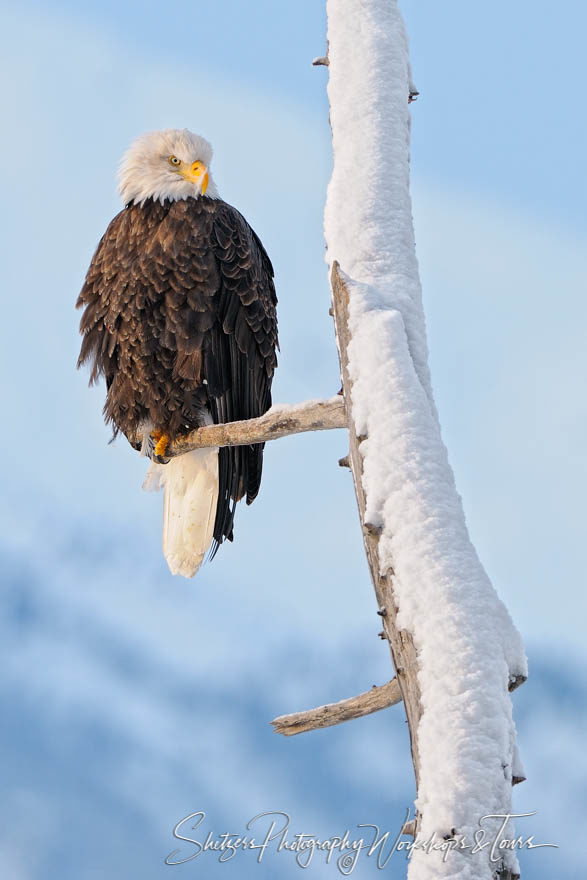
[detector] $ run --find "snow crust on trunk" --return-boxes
[324,2,527,878]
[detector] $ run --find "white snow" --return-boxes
[262,396,342,417]
[324,2,527,878]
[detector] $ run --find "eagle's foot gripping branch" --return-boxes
[148,430,170,463]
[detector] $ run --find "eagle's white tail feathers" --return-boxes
[143,448,219,577]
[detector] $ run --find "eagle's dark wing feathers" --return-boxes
[205,201,278,546]
[76,196,277,552]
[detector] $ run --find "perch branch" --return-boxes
[127,397,347,456]
[271,679,402,736]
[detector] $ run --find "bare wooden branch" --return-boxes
[128,397,347,456]
[508,673,527,693]
[402,819,417,837]
[313,40,329,67]
[330,263,424,797]
[271,679,401,736]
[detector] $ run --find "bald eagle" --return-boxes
[77,129,278,577]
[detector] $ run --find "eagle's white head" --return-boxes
[118,128,220,206]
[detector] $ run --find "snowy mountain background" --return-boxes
[1,0,585,877]
[1,508,585,879]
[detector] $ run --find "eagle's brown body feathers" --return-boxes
[77,195,278,548]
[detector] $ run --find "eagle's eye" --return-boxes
[168,156,181,167]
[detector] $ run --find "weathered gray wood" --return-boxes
[128,397,347,456]
[509,673,527,693]
[271,679,402,736]
[330,262,424,797]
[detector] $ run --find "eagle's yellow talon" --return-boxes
[153,432,170,458]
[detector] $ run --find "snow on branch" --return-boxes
[271,678,402,736]
[324,2,527,878]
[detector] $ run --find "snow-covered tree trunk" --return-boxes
[323,2,528,878]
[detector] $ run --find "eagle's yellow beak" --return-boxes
[178,160,209,193]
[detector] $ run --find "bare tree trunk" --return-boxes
[330,262,424,792]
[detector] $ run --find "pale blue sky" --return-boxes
[1,1,585,878]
